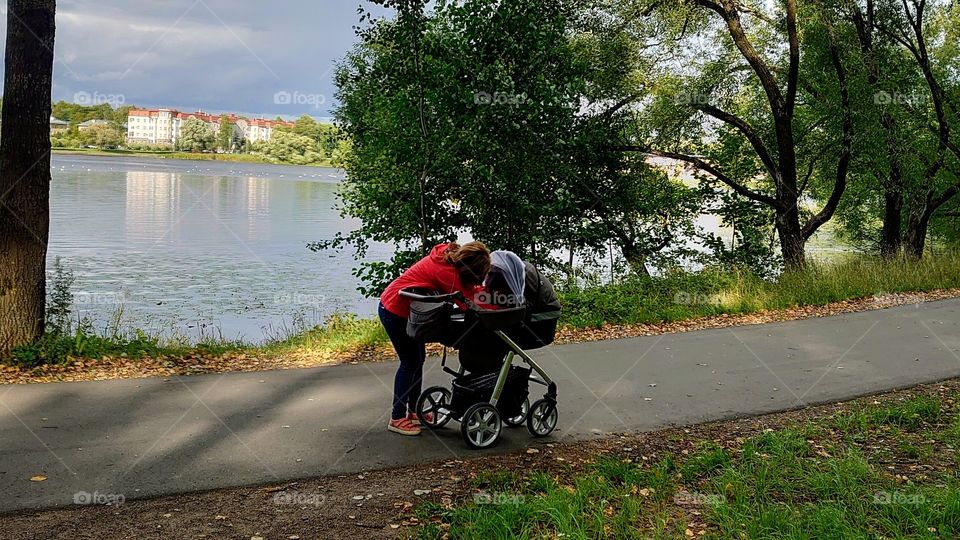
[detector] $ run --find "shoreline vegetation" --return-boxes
[51,147,336,168]
[4,255,960,384]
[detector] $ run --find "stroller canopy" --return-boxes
[489,251,526,302]
[488,251,562,322]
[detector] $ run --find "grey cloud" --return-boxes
[2,0,389,118]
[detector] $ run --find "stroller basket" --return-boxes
[451,366,531,419]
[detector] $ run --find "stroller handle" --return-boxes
[399,289,465,303]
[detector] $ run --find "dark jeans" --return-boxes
[379,302,426,420]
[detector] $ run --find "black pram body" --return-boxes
[454,259,561,374]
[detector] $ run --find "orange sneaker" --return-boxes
[387,417,421,436]
[408,411,434,426]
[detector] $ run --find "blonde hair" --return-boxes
[444,241,491,285]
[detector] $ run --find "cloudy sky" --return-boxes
[1,0,389,119]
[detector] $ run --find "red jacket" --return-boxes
[381,243,480,318]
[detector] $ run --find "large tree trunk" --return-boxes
[0,0,57,357]
[776,205,806,269]
[621,244,651,277]
[904,209,931,259]
[881,188,903,257]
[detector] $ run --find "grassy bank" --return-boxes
[6,254,960,370]
[52,147,335,167]
[414,390,960,539]
[558,254,960,327]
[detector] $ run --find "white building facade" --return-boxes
[127,108,292,147]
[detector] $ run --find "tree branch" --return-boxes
[802,13,853,240]
[634,147,779,207]
[693,102,778,176]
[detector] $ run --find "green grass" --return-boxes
[414,393,960,539]
[559,254,960,327]
[8,312,384,368]
[9,326,247,368]
[831,395,944,433]
[261,313,388,357]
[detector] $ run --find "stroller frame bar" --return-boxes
[488,330,554,407]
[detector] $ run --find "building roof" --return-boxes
[79,119,111,127]
[49,117,68,125]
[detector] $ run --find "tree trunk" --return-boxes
[621,244,651,277]
[0,0,57,357]
[904,210,930,259]
[777,205,806,270]
[880,189,903,257]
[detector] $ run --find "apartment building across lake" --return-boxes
[126,108,294,146]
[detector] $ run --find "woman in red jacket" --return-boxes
[379,241,492,435]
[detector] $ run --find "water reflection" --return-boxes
[125,170,182,246]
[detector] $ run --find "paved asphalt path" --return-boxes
[2,299,960,513]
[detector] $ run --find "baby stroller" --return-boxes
[400,252,561,449]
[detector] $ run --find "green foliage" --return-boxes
[820,0,960,255]
[11,330,165,368]
[285,115,341,155]
[176,118,216,152]
[260,130,326,165]
[701,191,781,278]
[51,100,116,125]
[558,253,960,328]
[217,115,236,152]
[79,124,124,149]
[45,257,74,335]
[327,0,705,294]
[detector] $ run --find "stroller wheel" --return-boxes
[527,399,558,438]
[503,398,530,427]
[460,403,502,449]
[416,386,453,428]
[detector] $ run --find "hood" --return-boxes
[429,243,452,263]
[488,250,526,302]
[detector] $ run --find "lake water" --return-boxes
[48,155,393,343]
